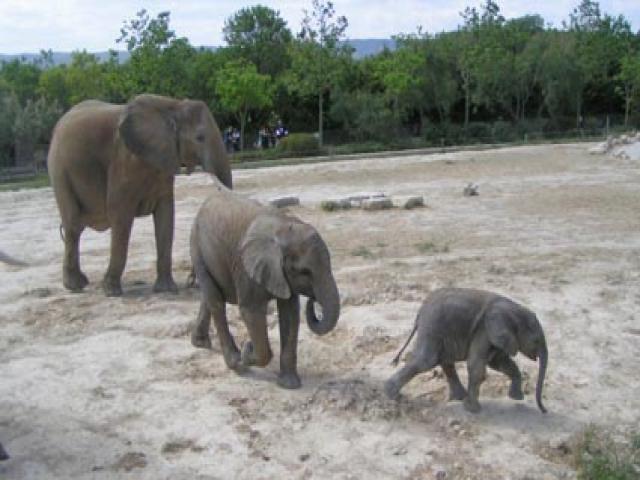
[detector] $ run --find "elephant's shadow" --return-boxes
[113,280,200,302]
[439,397,576,434]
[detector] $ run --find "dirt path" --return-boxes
[1,143,639,479]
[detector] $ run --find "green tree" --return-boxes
[12,96,62,166]
[423,33,459,123]
[117,9,195,97]
[617,53,640,126]
[288,0,349,146]
[569,0,633,124]
[65,51,106,105]
[215,60,273,150]
[0,59,41,104]
[38,66,70,108]
[0,91,19,167]
[223,5,293,77]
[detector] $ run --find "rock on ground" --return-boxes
[392,196,425,209]
[362,197,394,210]
[269,196,300,208]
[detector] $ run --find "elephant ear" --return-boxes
[240,216,291,299]
[118,95,180,173]
[485,303,519,357]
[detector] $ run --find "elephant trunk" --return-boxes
[204,129,233,189]
[306,274,340,336]
[536,340,548,413]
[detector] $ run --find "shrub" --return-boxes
[574,426,640,480]
[492,121,518,142]
[277,133,320,156]
[464,122,493,142]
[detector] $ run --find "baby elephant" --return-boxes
[190,186,340,389]
[385,288,548,413]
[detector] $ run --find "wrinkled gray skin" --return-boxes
[48,94,232,296]
[385,288,548,413]
[190,187,340,389]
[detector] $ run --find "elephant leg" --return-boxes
[489,350,524,400]
[384,343,439,400]
[442,363,467,401]
[0,441,8,461]
[465,358,488,413]
[276,296,301,389]
[152,196,178,294]
[62,225,88,292]
[192,301,213,349]
[103,214,134,296]
[191,258,241,369]
[239,305,273,368]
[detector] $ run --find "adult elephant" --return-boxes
[48,94,232,296]
[190,187,340,388]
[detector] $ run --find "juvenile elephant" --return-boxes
[190,187,340,389]
[48,94,232,296]
[385,288,548,413]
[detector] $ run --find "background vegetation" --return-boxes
[1,0,639,169]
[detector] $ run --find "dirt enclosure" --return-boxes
[1,143,639,479]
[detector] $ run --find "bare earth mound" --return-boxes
[1,143,639,479]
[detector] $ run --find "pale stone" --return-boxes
[392,195,425,209]
[362,197,393,210]
[269,196,300,208]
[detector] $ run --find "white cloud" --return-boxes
[0,0,638,54]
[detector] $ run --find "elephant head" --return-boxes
[118,94,232,188]
[485,301,548,413]
[240,215,340,335]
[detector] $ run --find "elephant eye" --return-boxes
[196,133,205,143]
[298,267,312,276]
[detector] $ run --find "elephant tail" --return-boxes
[391,317,418,366]
[59,224,65,242]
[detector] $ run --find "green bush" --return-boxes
[277,133,321,156]
[464,122,493,142]
[574,426,639,480]
[423,122,464,145]
[492,121,518,142]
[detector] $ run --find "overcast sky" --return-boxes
[0,0,638,54]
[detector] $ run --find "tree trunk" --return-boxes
[318,90,324,147]
[14,138,34,168]
[624,87,630,127]
[464,74,470,133]
[576,93,582,130]
[239,112,246,152]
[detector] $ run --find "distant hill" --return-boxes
[0,39,395,65]
[347,38,396,58]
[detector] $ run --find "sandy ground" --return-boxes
[1,143,639,479]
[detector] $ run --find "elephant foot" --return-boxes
[0,441,8,461]
[191,332,212,349]
[448,387,468,401]
[463,398,482,413]
[508,383,524,401]
[224,349,245,372]
[277,372,301,389]
[153,275,178,294]
[240,341,272,368]
[102,276,123,297]
[384,379,401,400]
[63,268,89,292]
